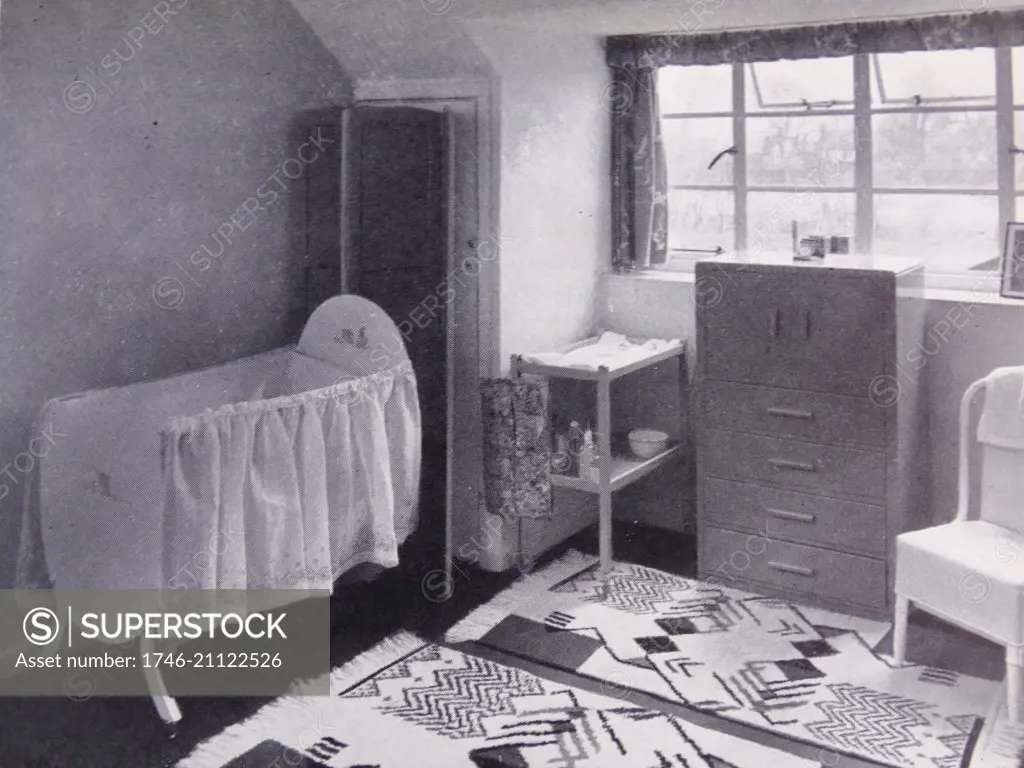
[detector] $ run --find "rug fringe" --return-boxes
[278,628,428,697]
[444,549,598,644]
[328,629,427,694]
[971,680,1024,768]
[177,630,428,767]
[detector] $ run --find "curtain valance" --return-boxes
[606,9,1024,69]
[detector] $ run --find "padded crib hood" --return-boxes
[16,296,421,593]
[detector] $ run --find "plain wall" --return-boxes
[465,24,608,370]
[0,0,352,586]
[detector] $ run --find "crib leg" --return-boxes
[141,636,182,733]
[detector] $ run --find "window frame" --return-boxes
[658,49,1020,284]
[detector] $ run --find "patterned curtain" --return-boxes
[481,377,552,520]
[606,9,1024,68]
[611,66,668,271]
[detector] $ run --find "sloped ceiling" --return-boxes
[288,0,1024,83]
[284,0,494,81]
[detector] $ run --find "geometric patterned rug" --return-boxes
[177,630,820,768]
[445,551,1024,768]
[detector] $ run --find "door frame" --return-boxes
[353,77,500,595]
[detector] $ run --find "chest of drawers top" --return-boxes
[695,257,922,397]
[696,252,923,273]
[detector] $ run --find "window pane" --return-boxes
[1013,48,1024,104]
[746,57,853,112]
[874,194,998,272]
[747,115,855,187]
[747,192,855,253]
[659,64,732,114]
[667,189,734,252]
[662,117,733,186]
[871,50,995,106]
[873,112,997,189]
[1013,117,1024,188]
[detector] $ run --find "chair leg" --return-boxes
[893,594,910,664]
[1007,646,1024,723]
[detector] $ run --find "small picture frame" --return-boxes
[1001,222,1024,298]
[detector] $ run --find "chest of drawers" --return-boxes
[695,255,927,619]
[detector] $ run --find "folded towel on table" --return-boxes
[522,332,681,372]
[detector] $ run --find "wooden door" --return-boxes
[341,106,450,555]
[302,121,344,319]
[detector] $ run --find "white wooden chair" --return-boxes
[894,369,1024,722]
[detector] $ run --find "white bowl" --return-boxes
[628,429,669,459]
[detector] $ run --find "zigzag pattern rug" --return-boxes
[445,551,1024,768]
[178,631,818,768]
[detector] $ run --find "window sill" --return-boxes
[609,270,696,284]
[606,270,1024,307]
[903,287,1024,307]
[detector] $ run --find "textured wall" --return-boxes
[0,0,352,586]
[467,24,608,372]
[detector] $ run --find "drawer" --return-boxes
[696,263,892,397]
[699,527,887,610]
[697,381,886,449]
[700,429,885,501]
[699,477,886,557]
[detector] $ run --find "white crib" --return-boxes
[15,295,421,728]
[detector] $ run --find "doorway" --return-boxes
[300,83,495,586]
[340,106,451,566]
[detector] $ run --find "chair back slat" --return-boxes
[975,368,1024,532]
[980,444,1024,533]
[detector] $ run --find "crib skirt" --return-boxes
[163,361,420,592]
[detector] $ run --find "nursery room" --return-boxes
[6,0,1024,766]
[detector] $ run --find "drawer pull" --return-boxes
[768,458,817,473]
[766,406,815,421]
[765,507,816,524]
[769,561,815,577]
[769,308,780,337]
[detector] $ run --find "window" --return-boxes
[659,47,1023,281]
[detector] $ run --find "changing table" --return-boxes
[512,333,687,575]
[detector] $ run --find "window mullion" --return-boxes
[853,53,873,254]
[996,47,1015,241]
[733,62,747,253]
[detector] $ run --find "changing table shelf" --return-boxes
[550,443,684,493]
[512,336,687,577]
